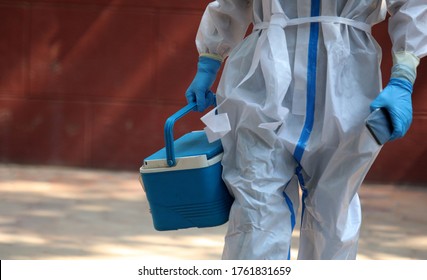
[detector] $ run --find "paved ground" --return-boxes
[0,164,426,260]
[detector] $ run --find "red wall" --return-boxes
[0,0,426,184]
[368,21,427,184]
[0,0,210,169]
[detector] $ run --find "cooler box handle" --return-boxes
[164,103,197,167]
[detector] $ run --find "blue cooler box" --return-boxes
[140,104,233,231]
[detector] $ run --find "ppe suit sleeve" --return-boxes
[387,0,427,58]
[196,0,253,60]
[386,0,427,83]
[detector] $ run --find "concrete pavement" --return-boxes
[0,164,426,260]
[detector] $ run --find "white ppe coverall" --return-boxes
[195,0,427,259]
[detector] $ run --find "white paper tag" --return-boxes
[201,107,231,143]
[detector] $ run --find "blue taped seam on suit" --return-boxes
[293,0,321,227]
[296,165,308,219]
[284,193,296,231]
[293,0,320,163]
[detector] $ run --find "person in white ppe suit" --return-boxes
[185,0,427,260]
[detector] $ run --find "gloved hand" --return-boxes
[370,51,419,141]
[370,78,413,141]
[185,55,221,112]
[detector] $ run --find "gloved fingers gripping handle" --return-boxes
[185,90,216,113]
[196,90,217,113]
[185,55,221,112]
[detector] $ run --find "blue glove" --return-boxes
[370,78,413,141]
[185,56,221,112]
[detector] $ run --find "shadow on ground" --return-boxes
[0,164,426,260]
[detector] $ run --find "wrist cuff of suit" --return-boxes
[391,51,419,84]
[200,53,223,62]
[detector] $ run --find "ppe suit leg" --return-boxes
[297,125,381,260]
[220,100,298,260]
[291,25,382,259]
